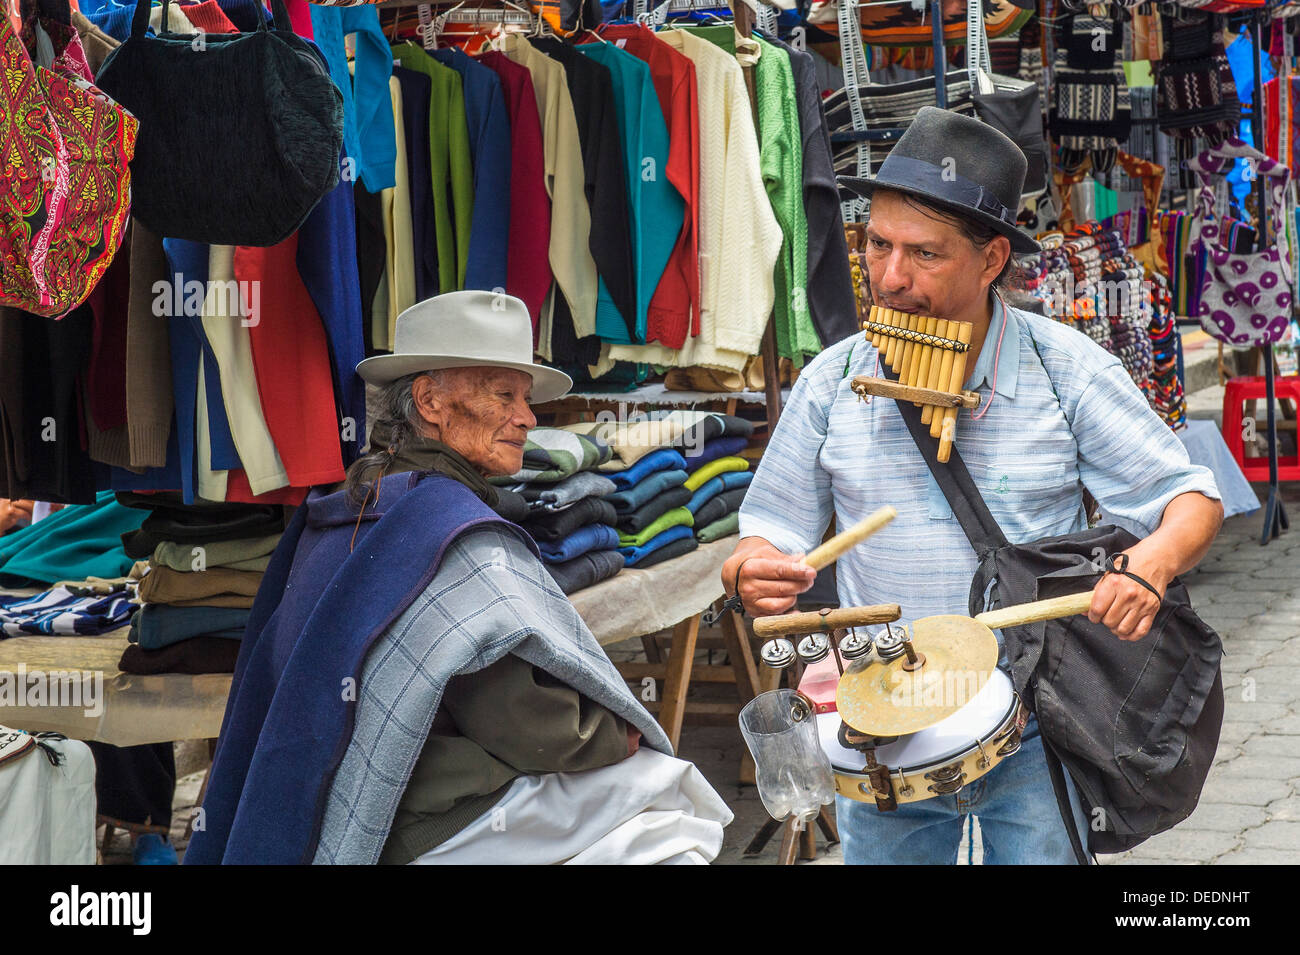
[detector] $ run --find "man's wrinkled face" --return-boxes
[864,190,1006,322]
[413,367,536,477]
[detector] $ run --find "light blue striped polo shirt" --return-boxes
[738,296,1222,622]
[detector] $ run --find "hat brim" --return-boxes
[354,355,573,404]
[840,176,1042,255]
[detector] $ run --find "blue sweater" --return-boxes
[310,4,397,193]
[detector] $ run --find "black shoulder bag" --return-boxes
[881,346,1224,863]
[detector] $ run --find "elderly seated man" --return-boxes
[186,291,731,865]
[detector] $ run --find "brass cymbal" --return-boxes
[834,615,999,737]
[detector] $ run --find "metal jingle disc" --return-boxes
[838,630,874,660]
[796,633,831,664]
[834,614,999,737]
[760,638,797,669]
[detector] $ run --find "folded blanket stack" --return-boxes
[600,420,759,563]
[494,430,623,596]
[684,453,752,545]
[116,494,287,674]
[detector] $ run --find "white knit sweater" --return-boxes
[605,29,780,373]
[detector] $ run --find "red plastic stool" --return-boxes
[1221,375,1300,482]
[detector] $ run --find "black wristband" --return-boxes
[702,556,758,626]
[1104,553,1163,603]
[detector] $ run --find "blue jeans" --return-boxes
[837,716,1092,865]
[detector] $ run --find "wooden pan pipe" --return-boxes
[861,305,973,463]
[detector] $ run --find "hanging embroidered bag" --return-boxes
[0,0,137,318]
[1189,139,1294,345]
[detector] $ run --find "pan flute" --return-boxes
[853,305,979,464]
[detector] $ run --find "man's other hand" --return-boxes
[721,537,817,617]
[1087,545,1170,642]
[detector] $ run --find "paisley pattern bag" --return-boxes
[0,0,137,319]
[1189,140,1294,345]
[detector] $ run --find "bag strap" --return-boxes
[1041,733,1093,865]
[966,0,993,94]
[838,0,871,224]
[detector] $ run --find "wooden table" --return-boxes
[0,536,751,750]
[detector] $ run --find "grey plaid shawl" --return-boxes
[312,525,672,864]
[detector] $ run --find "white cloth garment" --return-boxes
[409,748,733,865]
[0,738,97,864]
[200,245,289,496]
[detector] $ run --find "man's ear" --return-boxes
[411,374,444,431]
[984,234,1012,286]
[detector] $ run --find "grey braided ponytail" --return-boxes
[343,370,444,509]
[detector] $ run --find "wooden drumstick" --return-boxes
[801,506,897,571]
[974,589,1096,630]
[908,316,935,407]
[921,318,951,426]
[935,321,974,456]
[753,603,902,639]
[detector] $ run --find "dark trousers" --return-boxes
[87,741,176,831]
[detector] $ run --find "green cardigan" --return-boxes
[393,43,475,292]
[686,27,819,366]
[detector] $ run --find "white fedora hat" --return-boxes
[355,290,572,403]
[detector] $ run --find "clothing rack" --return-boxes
[374,0,536,18]
[372,0,787,424]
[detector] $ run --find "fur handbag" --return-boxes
[94,0,343,247]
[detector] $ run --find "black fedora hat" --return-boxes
[840,106,1041,255]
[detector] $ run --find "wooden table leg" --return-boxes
[744,818,781,856]
[722,610,761,784]
[777,818,800,865]
[721,611,760,702]
[658,614,701,751]
[816,804,840,845]
[799,821,818,860]
[183,740,218,843]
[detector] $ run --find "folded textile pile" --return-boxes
[0,578,141,637]
[514,478,624,596]
[607,436,753,567]
[683,452,752,545]
[560,411,754,472]
[115,494,286,674]
[502,415,756,582]
[491,428,613,485]
[0,491,146,586]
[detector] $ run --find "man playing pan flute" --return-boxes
[722,108,1225,865]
